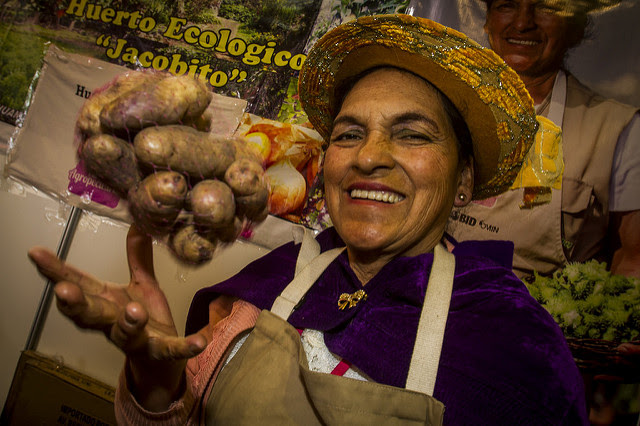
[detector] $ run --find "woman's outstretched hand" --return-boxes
[28,225,207,410]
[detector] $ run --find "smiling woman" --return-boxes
[323,68,472,281]
[28,14,589,425]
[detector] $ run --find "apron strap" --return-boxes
[272,229,345,320]
[273,228,456,397]
[295,227,322,276]
[405,244,455,396]
[547,70,567,127]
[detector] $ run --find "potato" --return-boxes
[214,216,244,243]
[235,187,269,222]
[127,171,187,235]
[169,222,217,265]
[188,180,236,228]
[76,71,162,136]
[80,134,141,195]
[224,158,267,196]
[100,75,212,131]
[134,125,236,179]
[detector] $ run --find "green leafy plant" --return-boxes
[526,260,640,342]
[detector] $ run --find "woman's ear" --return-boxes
[454,159,474,207]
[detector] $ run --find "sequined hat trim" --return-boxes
[298,14,538,200]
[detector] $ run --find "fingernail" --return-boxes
[124,311,137,326]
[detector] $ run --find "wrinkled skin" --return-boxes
[324,68,473,284]
[28,226,235,410]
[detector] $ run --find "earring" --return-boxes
[458,193,466,202]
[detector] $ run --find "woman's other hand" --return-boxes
[28,225,207,410]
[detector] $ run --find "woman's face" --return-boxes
[324,68,472,259]
[484,0,579,78]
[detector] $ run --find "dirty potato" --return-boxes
[100,75,212,131]
[224,158,267,196]
[127,171,187,235]
[235,187,269,222]
[134,125,236,179]
[169,222,217,265]
[188,180,236,228]
[76,71,161,136]
[80,134,141,195]
[214,216,244,243]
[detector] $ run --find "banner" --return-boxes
[1,0,410,247]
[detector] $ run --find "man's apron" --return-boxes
[447,72,568,277]
[205,230,455,425]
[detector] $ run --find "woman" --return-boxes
[28,14,588,424]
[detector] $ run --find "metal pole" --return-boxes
[24,206,83,351]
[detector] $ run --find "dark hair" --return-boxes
[333,66,474,165]
[436,89,474,166]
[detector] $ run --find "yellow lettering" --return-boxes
[216,29,231,53]
[112,10,129,25]
[198,64,214,82]
[105,38,127,59]
[137,51,154,67]
[274,50,291,67]
[128,11,142,28]
[227,38,246,56]
[209,71,228,87]
[183,26,199,44]
[163,17,186,40]
[198,30,217,49]
[243,44,264,66]
[86,3,100,20]
[65,0,87,17]
[121,46,139,64]
[152,55,170,70]
[138,17,155,32]
[289,53,306,71]
[100,7,115,22]
[168,54,188,75]
[261,42,276,64]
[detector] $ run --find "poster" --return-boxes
[1,0,410,248]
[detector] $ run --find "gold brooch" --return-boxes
[337,290,367,310]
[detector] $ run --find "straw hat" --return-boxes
[478,0,624,15]
[298,14,538,200]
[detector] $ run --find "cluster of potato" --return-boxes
[75,70,269,265]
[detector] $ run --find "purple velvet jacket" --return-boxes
[186,228,588,425]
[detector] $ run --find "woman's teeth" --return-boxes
[350,189,404,203]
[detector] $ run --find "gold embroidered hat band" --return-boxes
[298,14,538,200]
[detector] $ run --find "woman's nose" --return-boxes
[354,133,395,173]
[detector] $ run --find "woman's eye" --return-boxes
[330,130,361,144]
[396,131,433,144]
[493,1,515,12]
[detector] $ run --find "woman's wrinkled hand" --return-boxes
[28,224,207,410]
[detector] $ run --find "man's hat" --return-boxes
[478,0,624,15]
